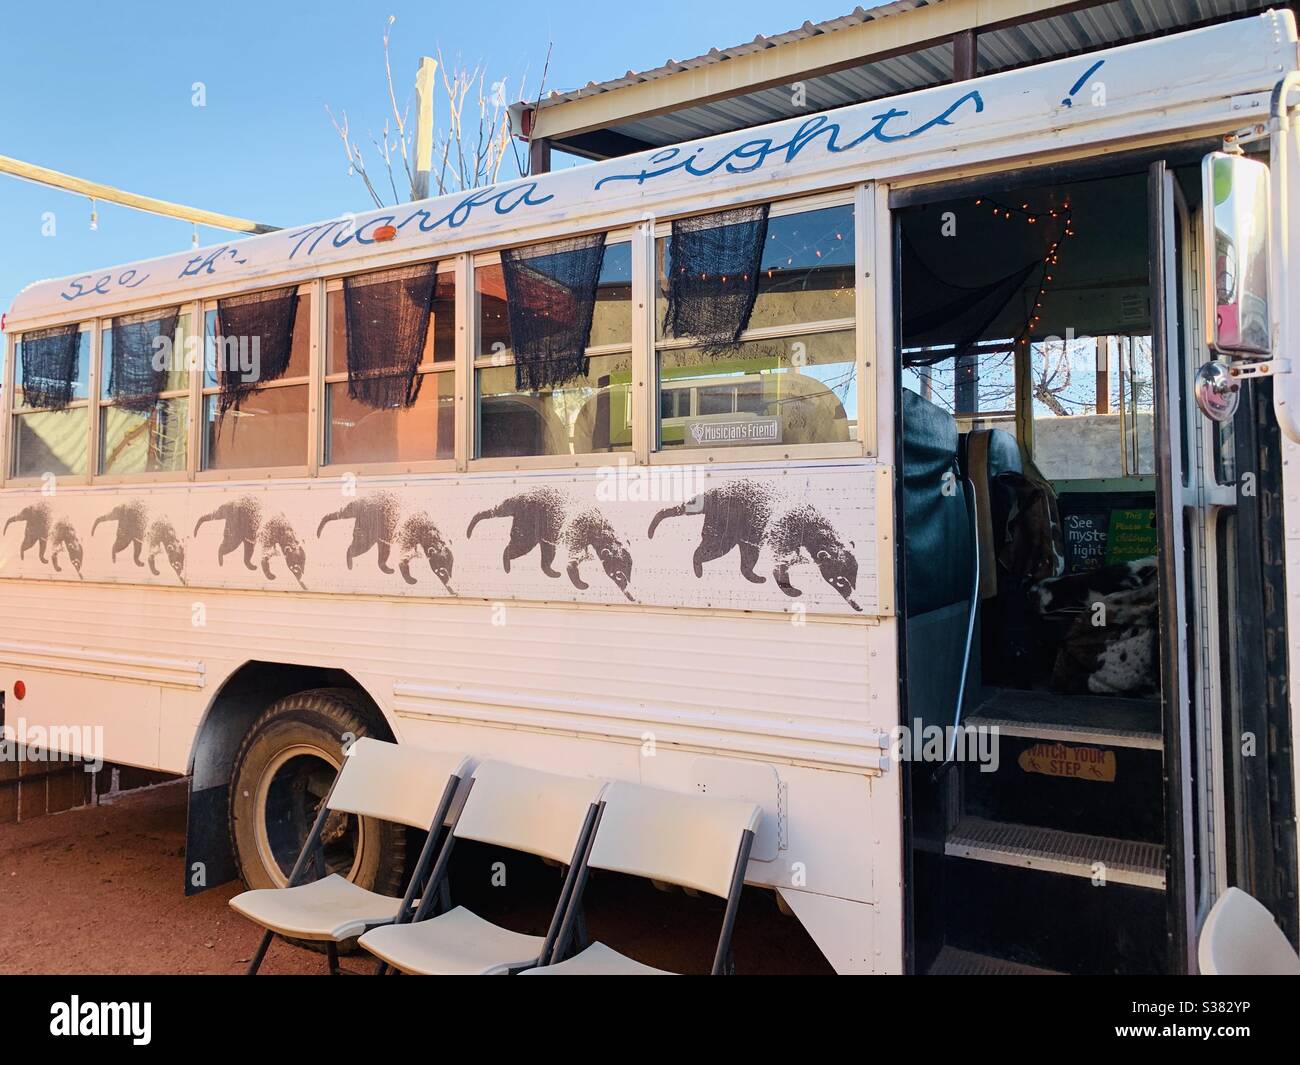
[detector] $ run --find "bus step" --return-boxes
[926,945,1063,976]
[946,817,1166,890]
[965,688,1161,751]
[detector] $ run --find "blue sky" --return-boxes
[0,0,850,337]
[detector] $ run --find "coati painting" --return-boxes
[49,520,84,577]
[396,513,454,591]
[194,496,263,569]
[258,514,307,589]
[3,504,83,576]
[92,500,149,566]
[147,519,186,583]
[194,495,307,587]
[467,486,635,600]
[648,479,862,611]
[317,493,454,592]
[317,493,401,573]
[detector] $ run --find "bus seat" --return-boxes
[962,428,1022,599]
[901,389,974,617]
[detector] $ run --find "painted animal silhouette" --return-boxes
[4,502,54,563]
[49,520,84,577]
[467,486,634,600]
[316,493,401,573]
[193,496,263,569]
[258,514,307,588]
[396,512,455,591]
[92,499,149,566]
[147,519,186,583]
[648,479,862,611]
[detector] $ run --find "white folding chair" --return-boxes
[522,780,761,975]
[358,760,605,975]
[230,737,469,975]
[1198,886,1300,975]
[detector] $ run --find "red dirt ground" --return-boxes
[0,780,833,975]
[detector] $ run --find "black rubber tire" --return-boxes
[228,687,405,951]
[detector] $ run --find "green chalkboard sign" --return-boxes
[1105,508,1157,564]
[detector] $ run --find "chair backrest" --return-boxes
[586,781,761,899]
[327,738,470,830]
[452,760,606,864]
[1198,887,1300,975]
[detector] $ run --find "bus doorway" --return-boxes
[894,161,1197,974]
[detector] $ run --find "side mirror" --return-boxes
[1202,152,1272,357]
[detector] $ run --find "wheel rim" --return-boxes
[253,744,364,888]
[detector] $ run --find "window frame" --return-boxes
[0,183,881,488]
[320,264,458,477]
[93,308,196,484]
[468,228,636,471]
[195,284,314,482]
[5,320,96,486]
[646,186,874,466]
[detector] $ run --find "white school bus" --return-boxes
[3,11,1300,975]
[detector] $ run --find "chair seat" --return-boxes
[229,874,404,942]
[521,941,674,975]
[359,906,547,975]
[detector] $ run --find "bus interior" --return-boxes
[897,166,1181,974]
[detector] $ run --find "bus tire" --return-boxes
[227,687,405,951]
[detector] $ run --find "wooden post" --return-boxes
[529,136,552,176]
[953,29,978,82]
[413,56,437,200]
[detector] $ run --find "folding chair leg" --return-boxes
[326,941,340,975]
[375,959,389,977]
[247,930,274,975]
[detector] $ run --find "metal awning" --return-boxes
[514,0,1281,161]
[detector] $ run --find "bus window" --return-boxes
[325,269,454,466]
[475,241,632,458]
[655,202,856,450]
[202,290,311,471]
[10,325,91,479]
[98,313,190,475]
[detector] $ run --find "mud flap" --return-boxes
[184,781,236,895]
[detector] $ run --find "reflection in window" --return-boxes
[202,293,311,470]
[11,408,89,477]
[478,355,631,457]
[99,315,190,475]
[476,242,631,457]
[658,330,856,449]
[324,272,455,466]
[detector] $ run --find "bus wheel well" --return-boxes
[183,661,392,895]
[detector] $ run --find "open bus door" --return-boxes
[896,145,1297,975]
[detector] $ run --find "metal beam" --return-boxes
[953,29,978,82]
[0,154,279,234]
[413,56,437,199]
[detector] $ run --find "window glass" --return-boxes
[203,385,308,470]
[100,398,188,475]
[17,329,90,408]
[326,272,453,374]
[478,354,632,457]
[11,408,89,477]
[103,314,190,398]
[658,330,855,449]
[327,373,454,465]
[656,204,855,337]
[477,242,631,358]
[206,296,311,387]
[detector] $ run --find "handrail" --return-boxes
[946,476,982,762]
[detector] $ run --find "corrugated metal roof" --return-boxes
[535,0,1275,155]
[540,0,931,108]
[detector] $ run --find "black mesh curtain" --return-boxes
[19,323,80,410]
[343,263,438,409]
[900,233,1041,366]
[501,233,608,392]
[665,204,770,353]
[109,307,180,412]
[215,286,299,417]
